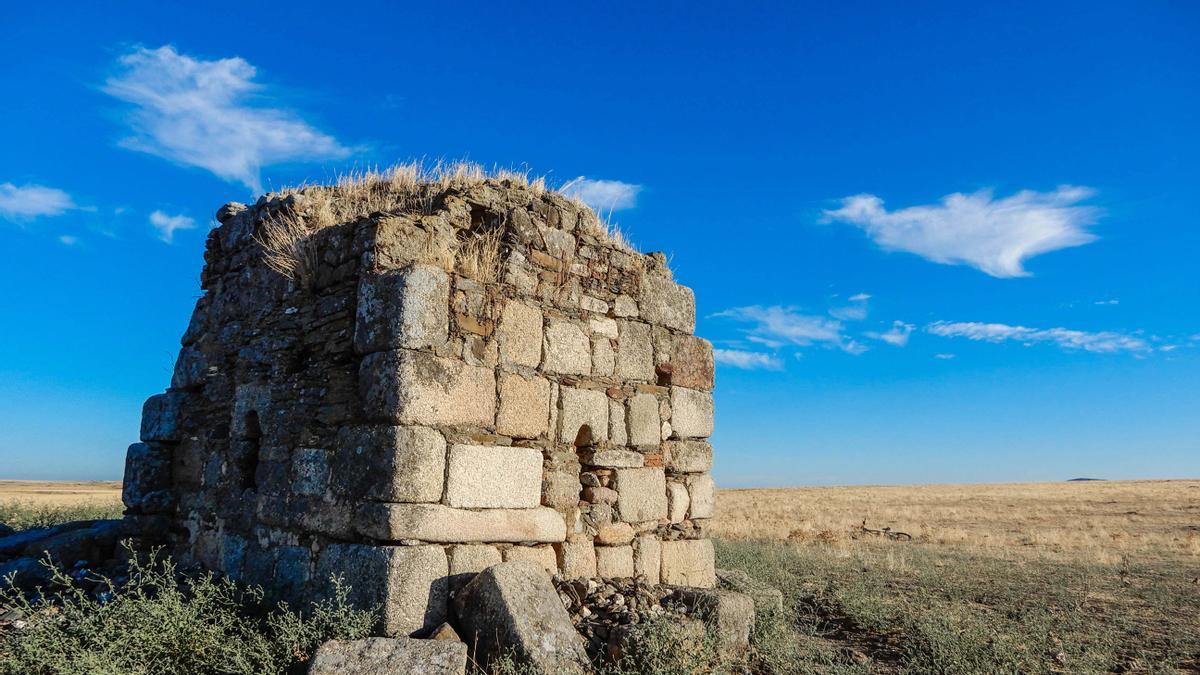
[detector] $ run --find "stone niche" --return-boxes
[123,177,716,637]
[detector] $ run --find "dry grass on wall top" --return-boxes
[251,160,634,288]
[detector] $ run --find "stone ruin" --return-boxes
[121,172,717,638]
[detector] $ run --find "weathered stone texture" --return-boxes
[354,264,450,354]
[543,318,591,375]
[557,386,608,444]
[496,373,550,438]
[595,545,635,578]
[453,561,589,674]
[445,445,542,508]
[669,386,714,439]
[664,440,713,473]
[497,301,542,368]
[334,425,446,503]
[315,544,448,636]
[660,539,715,588]
[360,350,495,427]
[640,274,696,333]
[308,637,467,675]
[614,321,654,381]
[614,468,668,523]
[357,503,567,543]
[627,393,661,447]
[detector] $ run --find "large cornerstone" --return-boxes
[123,173,717,637]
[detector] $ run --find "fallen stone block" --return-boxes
[716,568,784,614]
[308,637,466,675]
[674,588,755,657]
[453,561,589,674]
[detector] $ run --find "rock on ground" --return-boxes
[307,637,466,675]
[716,567,784,614]
[453,561,589,674]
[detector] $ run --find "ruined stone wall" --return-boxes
[123,180,716,636]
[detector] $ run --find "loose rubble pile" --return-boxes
[554,574,688,656]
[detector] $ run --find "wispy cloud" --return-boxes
[934,353,956,360]
[848,293,871,302]
[713,349,783,370]
[1094,299,1119,306]
[0,183,78,221]
[867,321,914,346]
[823,186,1100,277]
[104,45,350,193]
[560,177,642,211]
[927,321,1151,354]
[149,210,196,243]
[712,305,861,354]
[58,235,79,246]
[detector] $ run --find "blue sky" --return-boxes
[1,2,1197,485]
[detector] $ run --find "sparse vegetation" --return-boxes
[5,481,1198,673]
[0,501,123,532]
[252,159,633,288]
[0,545,375,675]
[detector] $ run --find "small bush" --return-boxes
[0,545,375,675]
[0,501,124,532]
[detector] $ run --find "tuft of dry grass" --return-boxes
[250,160,632,286]
[455,226,504,283]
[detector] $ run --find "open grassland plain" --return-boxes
[715,480,1200,673]
[2,479,1198,673]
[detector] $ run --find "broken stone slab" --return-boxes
[716,568,785,615]
[356,503,566,543]
[453,561,589,674]
[307,637,466,675]
[672,588,755,657]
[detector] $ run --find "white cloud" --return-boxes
[848,293,871,302]
[560,177,642,211]
[927,321,1151,354]
[867,321,914,346]
[58,235,79,246]
[1094,299,1119,306]
[712,305,861,354]
[713,349,783,370]
[0,183,77,220]
[150,210,196,243]
[104,46,350,193]
[934,353,956,360]
[823,186,1100,277]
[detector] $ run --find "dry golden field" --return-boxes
[713,479,1200,562]
[0,480,122,507]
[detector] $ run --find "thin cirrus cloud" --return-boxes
[560,177,642,212]
[713,349,783,370]
[866,321,915,347]
[0,182,78,221]
[927,321,1151,354]
[103,45,351,194]
[822,186,1101,278]
[712,305,863,355]
[149,210,197,243]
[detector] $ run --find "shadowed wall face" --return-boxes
[124,179,716,636]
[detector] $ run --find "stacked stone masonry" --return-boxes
[124,180,716,637]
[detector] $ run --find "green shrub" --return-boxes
[0,501,125,532]
[0,544,375,675]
